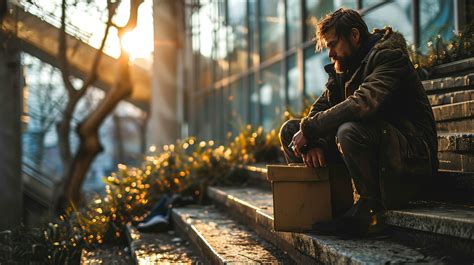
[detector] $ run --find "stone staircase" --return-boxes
[124,58,474,264]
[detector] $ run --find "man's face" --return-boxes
[323,27,359,72]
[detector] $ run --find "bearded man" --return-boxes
[279,8,438,236]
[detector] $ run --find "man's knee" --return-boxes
[336,122,379,151]
[279,119,300,144]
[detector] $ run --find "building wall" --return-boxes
[0,35,23,229]
[147,0,186,149]
[183,0,459,143]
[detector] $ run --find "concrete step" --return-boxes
[383,201,474,240]
[438,152,474,172]
[80,246,132,265]
[125,225,202,264]
[428,90,474,106]
[383,201,474,260]
[437,119,474,133]
[432,100,474,122]
[428,171,474,205]
[438,132,474,152]
[207,186,466,264]
[423,73,474,94]
[171,205,293,264]
[429,57,474,78]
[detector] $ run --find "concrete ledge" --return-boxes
[433,100,474,122]
[171,205,292,264]
[428,90,474,106]
[207,186,446,264]
[125,224,201,264]
[437,119,474,133]
[423,73,474,92]
[384,201,474,240]
[430,58,474,77]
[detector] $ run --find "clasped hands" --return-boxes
[290,130,326,168]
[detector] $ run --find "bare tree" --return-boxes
[24,61,66,167]
[56,0,143,209]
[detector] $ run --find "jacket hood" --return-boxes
[372,27,409,56]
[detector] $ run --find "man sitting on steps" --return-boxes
[279,8,439,237]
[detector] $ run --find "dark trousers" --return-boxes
[280,119,390,201]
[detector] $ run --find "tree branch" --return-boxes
[78,0,120,96]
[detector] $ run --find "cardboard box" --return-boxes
[267,164,353,232]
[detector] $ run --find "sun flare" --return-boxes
[120,30,152,61]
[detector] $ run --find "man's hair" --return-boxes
[314,8,370,51]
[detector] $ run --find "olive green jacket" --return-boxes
[301,27,438,209]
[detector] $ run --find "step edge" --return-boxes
[384,209,474,240]
[171,208,225,265]
[207,186,443,264]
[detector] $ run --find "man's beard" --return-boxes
[331,44,359,73]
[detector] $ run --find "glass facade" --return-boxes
[259,0,285,62]
[187,0,457,141]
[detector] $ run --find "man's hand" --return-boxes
[291,130,307,156]
[302,147,326,168]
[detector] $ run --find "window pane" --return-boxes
[216,88,226,142]
[304,1,356,42]
[286,0,302,48]
[287,54,302,113]
[249,73,259,126]
[209,91,217,139]
[305,0,334,42]
[260,0,285,62]
[228,0,248,75]
[419,0,454,51]
[304,48,329,98]
[260,62,284,131]
[214,0,229,82]
[195,95,206,138]
[228,79,246,136]
[198,1,213,89]
[248,0,258,68]
[363,0,414,44]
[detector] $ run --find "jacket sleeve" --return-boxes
[300,48,408,140]
[308,88,331,117]
[304,87,333,149]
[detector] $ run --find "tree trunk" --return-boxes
[57,95,79,169]
[113,114,125,163]
[64,50,133,205]
[55,0,120,210]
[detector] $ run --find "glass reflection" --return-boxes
[363,0,414,44]
[419,0,454,51]
[249,74,259,126]
[305,0,334,42]
[287,0,302,48]
[260,62,284,131]
[228,0,248,75]
[304,48,329,98]
[248,0,258,68]
[287,54,302,113]
[260,0,285,62]
[228,80,246,136]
